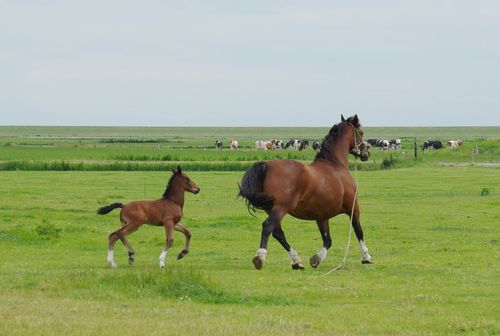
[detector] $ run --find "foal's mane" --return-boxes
[314,116,360,162]
[162,173,178,198]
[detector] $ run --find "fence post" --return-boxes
[414,138,417,159]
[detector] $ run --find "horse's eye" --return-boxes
[185,178,190,183]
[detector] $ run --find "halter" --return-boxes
[348,122,364,157]
[322,121,362,276]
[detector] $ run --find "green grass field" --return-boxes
[0,126,498,335]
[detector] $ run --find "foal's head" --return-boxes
[164,166,200,197]
[342,114,371,161]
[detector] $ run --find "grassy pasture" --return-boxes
[0,126,499,335]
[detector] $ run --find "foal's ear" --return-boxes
[171,167,177,174]
[341,114,346,122]
[177,165,182,174]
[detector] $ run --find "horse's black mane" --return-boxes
[314,116,360,162]
[162,173,177,198]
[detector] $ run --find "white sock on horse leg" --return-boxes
[159,250,167,267]
[107,250,117,268]
[318,247,327,261]
[288,248,301,264]
[256,248,267,261]
[359,241,372,260]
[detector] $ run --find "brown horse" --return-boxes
[239,115,373,270]
[97,166,200,268]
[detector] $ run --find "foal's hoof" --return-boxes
[177,250,189,260]
[128,252,135,265]
[252,255,264,270]
[291,262,304,270]
[309,254,321,268]
[362,259,374,264]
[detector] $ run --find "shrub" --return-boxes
[480,188,490,197]
[36,222,62,239]
[381,154,398,169]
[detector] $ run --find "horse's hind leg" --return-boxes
[272,224,304,270]
[253,209,299,270]
[174,223,191,260]
[310,219,332,268]
[351,211,373,264]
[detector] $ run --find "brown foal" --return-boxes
[97,166,200,268]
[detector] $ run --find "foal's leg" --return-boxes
[174,223,191,260]
[107,222,141,268]
[272,224,304,270]
[310,219,332,268]
[351,207,373,264]
[159,221,174,268]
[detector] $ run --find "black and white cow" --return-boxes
[367,138,392,151]
[274,140,284,150]
[312,141,321,152]
[215,139,223,150]
[422,140,443,150]
[299,139,309,151]
[285,139,301,150]
[389,139,401,150]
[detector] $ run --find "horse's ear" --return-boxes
[341,114,346,122]
[352,114,359,125]
[177,165,182,174]
[171,167,177,174]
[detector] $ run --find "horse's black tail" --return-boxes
[238,161,274,214]
[96,203,124,215]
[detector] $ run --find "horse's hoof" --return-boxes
[291,262,304,270]
[252,255,264,270]
[159,263,165,268]
[310,254,321,268]
[109,263,118,269]
[177,250,189,260]
[362,259,374,264]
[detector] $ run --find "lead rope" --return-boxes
[321,125,360,276]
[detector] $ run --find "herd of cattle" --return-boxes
[214,138,465,151]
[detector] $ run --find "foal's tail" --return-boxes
[238,161,274,214]
[96,203,124,215]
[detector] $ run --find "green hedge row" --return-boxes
[0,160,389,171]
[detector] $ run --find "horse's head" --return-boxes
[342,114,371,162]
[172,166,200,194]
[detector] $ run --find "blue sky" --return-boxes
[1,1,499,126]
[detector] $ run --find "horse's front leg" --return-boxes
[174,223,191,260]
[310,219,332,268]
[351,209,373,264]
[159,221,174,268]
